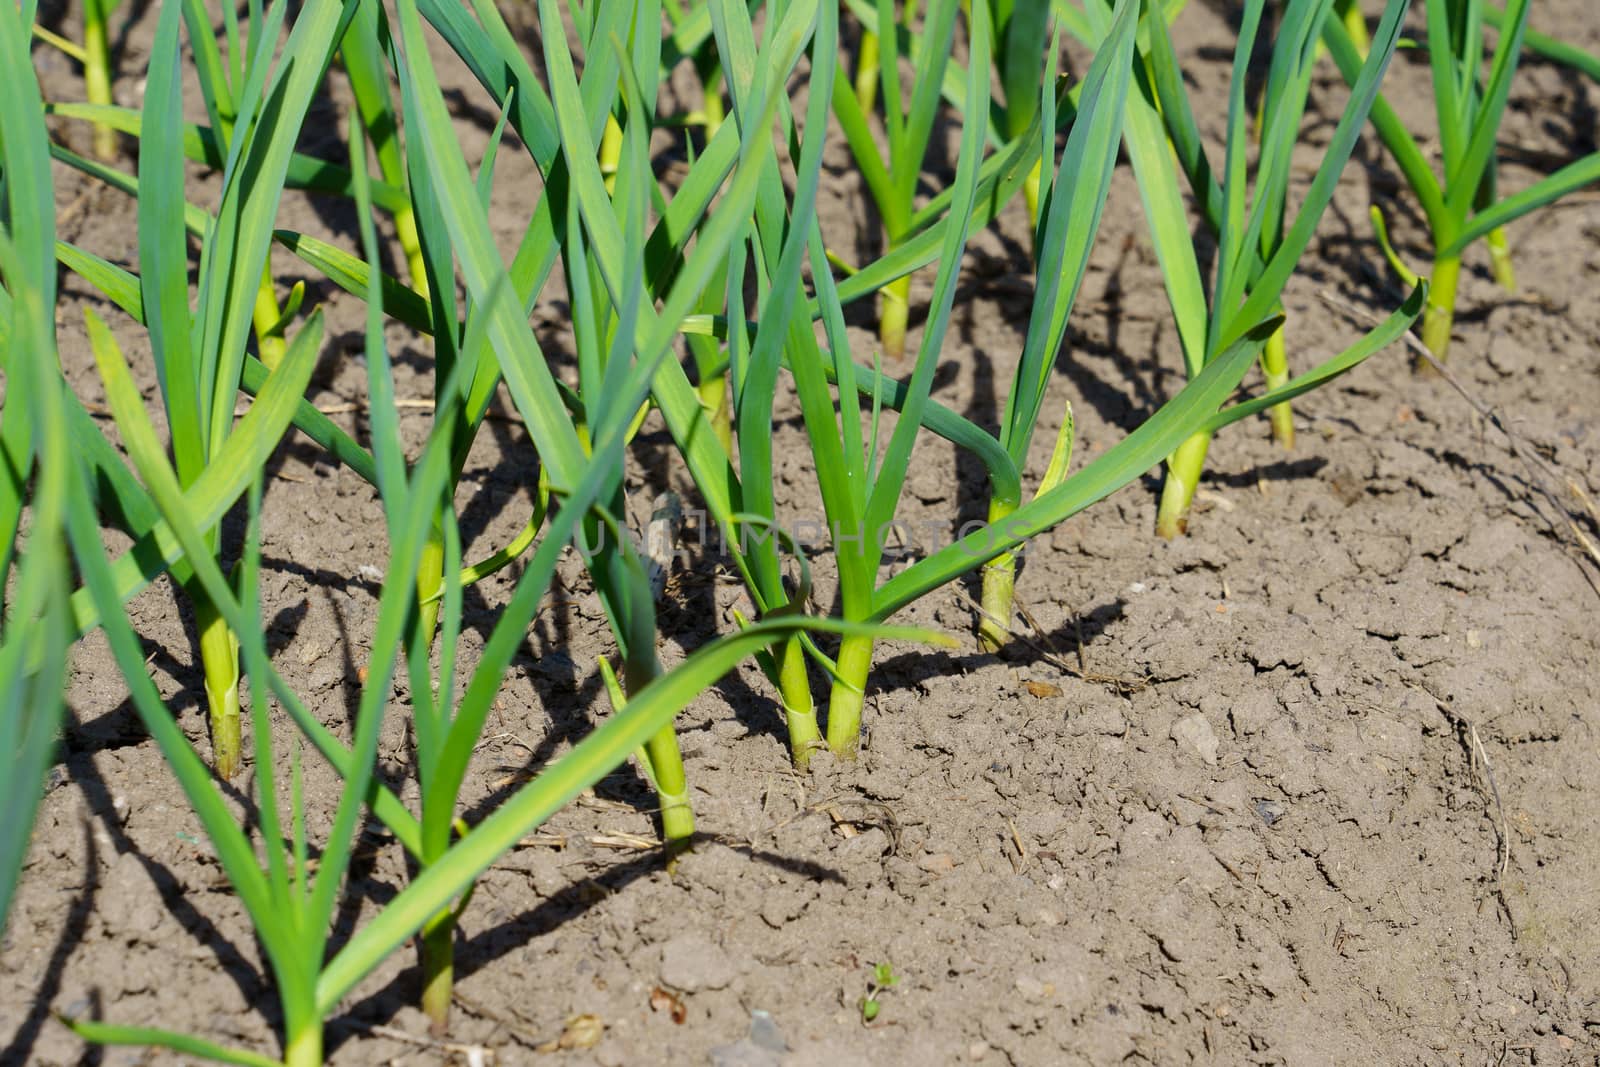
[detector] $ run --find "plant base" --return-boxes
[1260,326,1294,450]
[978,496,1019,651]
[1420,253,1460,365]
[776,637,820,767]
[825,634,873,758]
[644,725,695,843]
[395,204,430,302]
[978,555,1015,653]
[420,909,454,1035]
[658,786,694,844]
[1155,432,1212,540]
[284,1023,323,1067]
[1487,227,1516,292]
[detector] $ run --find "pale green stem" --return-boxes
[880,269,910,361]
[1319,0,1370,62]
[341,12,429,300]
[1420,252,1461,363]
[982,407,1072,650]
[696,372,733,458]
[826,633,874,758]
[1022,157,1043,239]
[855,29,880,114]
[775,636,820,767]
[703,68,725,135]
[860,16,903,363]
[599,114,623,195]
[1260,325,1294,449]
[627,657,694,843]
[83,0,116,159]
[1486,226,1516,292]
[415,521,445,652]
[419,908,454,1033]
[395,203,430,302]
[1339,0,1370,55]
[1155,431,1212,539]
[978,497,1016,652]
[194,591,243,779]
[646,729,693,842]
[251,264,288,371]
[283,1022,322,1067]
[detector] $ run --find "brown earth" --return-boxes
[4,2,1599,1065]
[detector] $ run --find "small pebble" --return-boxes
[1254,800,1286,827]
[709,1011,788,1067]
[747,1011,787,1053]
[1171,712,1220,766]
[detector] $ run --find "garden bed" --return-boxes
[4,1,1599,1063]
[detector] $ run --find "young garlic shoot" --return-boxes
[100,0,350,777]
[978,2,1129,650]
[0,16,73,936]
[1323,0,1600,362]
[733,1,1095,662]
[664,1,735,452]
[55,50,920,1056]
[1098,0,1413,537]
[830,0,963,360]
[732,0,1411,748]
[846,0,1051,224]
[64,193,690,1062]
[443,0,855,771]
[722,0,1115,748]
[341,0,430,298]
[24,0,124,158]
[750,0,1004,755]
[386,0,685,1021]
[83,0,121,156]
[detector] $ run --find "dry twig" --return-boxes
[332,1019,495,1065]
[1426,691,1515,936]
[955,587,1147,695]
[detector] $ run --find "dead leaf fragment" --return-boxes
[650,986,687,1025]
[537,1014,604,1052]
